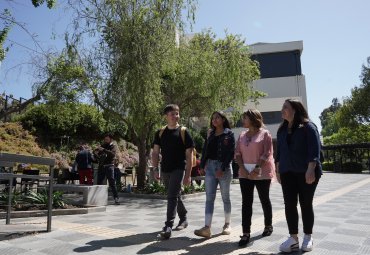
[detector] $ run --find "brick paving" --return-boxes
[1,172,370,254]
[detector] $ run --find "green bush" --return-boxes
[25,189,65,208]
[342,162,363,173]
[0,190,24,206]
[144,182,166,195]
[17,103,127,147]
[322,161,334,171]
[188,128,205,152]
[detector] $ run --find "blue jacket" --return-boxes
[200,128,235,171]
[276,122,322,174]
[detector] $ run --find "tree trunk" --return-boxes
[136,138,148,189]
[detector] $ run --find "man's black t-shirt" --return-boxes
[153,126,194,172]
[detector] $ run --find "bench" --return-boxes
[53,184,108,206]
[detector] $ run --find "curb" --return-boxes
[119,192,205,200]
[0,206,106,219]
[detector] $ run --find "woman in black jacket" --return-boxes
[194,111,235,238]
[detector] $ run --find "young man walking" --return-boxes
[152,104,195,239]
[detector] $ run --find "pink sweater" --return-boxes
[235,129,275,180]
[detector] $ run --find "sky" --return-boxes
[1,0,370,131]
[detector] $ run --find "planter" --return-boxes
[120,191,205,200]
[0,205,106,219]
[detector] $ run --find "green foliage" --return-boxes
[321,161,334,171]
[187,128,205,152]
[162,31,260,119]
[323,125,370,145]
[144,181,166,195]
[320,98,341,137]
[31,0,57,8]
[17,103,126,146]
[321,57,370,144]
[0,190,23,206]
[48,0,260,189]
[182,183,205,194]
[34,47,90,104]
[25,189,65,208]
[0,9,11,61]
[342,162,363,173]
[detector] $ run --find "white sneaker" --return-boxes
[301,234,313,252]
[221,223,231,235]
[279,236,299,253]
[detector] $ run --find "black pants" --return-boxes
[162,169,187,228]
[280,172,319,235]
[97,165,118,199]
[239,178,272,233]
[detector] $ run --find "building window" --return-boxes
[252,50,302,79]
[261,111,282,124]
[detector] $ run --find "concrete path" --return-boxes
[1,172,370,255]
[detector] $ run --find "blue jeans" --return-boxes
[205,159,232,227]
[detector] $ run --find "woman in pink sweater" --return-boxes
[235,109,275,247]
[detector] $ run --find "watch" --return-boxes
[255,164,261,169]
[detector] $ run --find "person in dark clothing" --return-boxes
[276,99,322,253]
[94,134,120,205]
[152,104,195,239]
[194,111,235,238]
[75,145,95,185]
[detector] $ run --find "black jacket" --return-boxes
[200,128,235,171]
[94,142,118,166]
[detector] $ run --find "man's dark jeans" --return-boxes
[162,169,187,228]
[97,165,118,199]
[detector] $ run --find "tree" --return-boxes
[0,0,57,117]
[322,57,370,145]
[42,0,261,189]
[336,57,370,128]
[319,98,341,137]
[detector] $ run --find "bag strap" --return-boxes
[180,126,186,145]
[159,125,186,145]
[159,125,167,138]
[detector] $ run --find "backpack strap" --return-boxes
[159,125,167,138]
[160,125,188,146]
[180,126,186,145]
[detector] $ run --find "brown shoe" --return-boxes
[194,226,211,238]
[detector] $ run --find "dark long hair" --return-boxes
[210,111,231,130]
[278,99,309,132]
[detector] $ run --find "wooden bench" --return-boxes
[53,184,108,206]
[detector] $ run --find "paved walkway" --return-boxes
[1,172,370,255]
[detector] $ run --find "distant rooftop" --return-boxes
[249,41,303,55]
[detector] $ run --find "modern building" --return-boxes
[233,40,307,139]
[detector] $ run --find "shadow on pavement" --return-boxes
[0,230,47,241]
[73,231,295,255]
[73,232,160,253]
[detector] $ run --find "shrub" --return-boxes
[144,182,166,195]
[25,189,65,208]
[322,162,334,171]
[342,162,363,173]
